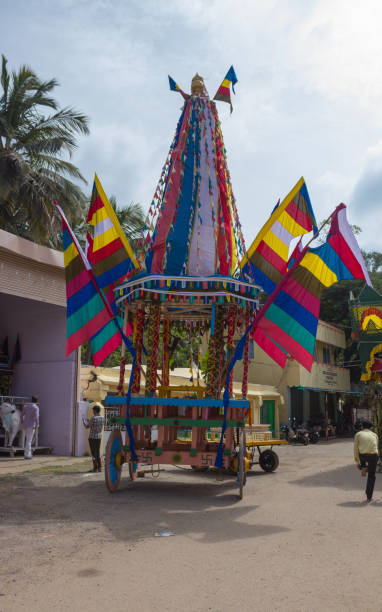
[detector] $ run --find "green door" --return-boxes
[260,400,275,436]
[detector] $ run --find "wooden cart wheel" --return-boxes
[258,449,279,472]
[238,429,246,499]
[105,429,124,493]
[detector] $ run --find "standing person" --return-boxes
[83,405,104,472]
[354,420,379,502]
[21,396,39,460]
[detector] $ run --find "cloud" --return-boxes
[352,168,382,214]
[345,135,382,250]
[2,0,382,251]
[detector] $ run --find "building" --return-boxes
[234,319,353,430]
[80,365,284,448]
[0,229,80,455]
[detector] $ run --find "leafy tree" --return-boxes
[0,54,89,245]
[362,251,382,274]
[108,196,145,247]
[315,220,362,245]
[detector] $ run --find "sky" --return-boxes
[2,0,382,252]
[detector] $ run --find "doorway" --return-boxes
[260,400,275,435]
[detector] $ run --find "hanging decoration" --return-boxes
[131,306,145,394]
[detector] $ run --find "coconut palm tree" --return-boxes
[0,54,89,245]
[109,196,145,246]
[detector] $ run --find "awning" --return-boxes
[291,385,361,395]
[233,382,284,405]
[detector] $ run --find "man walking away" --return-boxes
[22,396,39,459]
[354,420,379,502]
[83,405,104,472]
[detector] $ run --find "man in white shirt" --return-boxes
[354,420,379,502]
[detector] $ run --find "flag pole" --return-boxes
[301,208,337,250]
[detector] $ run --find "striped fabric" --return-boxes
[56,204,112,357]
[84,227,133,366]
[213,66,238,113]
[87,174,139,288]
[90,315,124,366]
[252,203,371,371]
[240,178,317,294]
[287,237,303,269]
[85,231,93,261]
[146,93,242,277]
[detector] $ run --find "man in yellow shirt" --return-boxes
[354,420,379,502]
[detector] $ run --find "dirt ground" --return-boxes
[0,440,382,612]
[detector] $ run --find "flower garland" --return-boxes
[131,305,145,394]
[145,301,161,396]
[241,306,251,400]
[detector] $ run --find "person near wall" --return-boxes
[83,405,104,472]
[21,396,39,460]
[354,420,379,503]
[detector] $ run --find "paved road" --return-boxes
[0,439,381,611]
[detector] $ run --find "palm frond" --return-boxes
[33,156,87,182]
[0,55,9,108]
[0,55,90,245]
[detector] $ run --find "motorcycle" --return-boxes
[281,424,309,445]
[308,430,320,444]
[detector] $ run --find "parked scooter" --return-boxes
[281,424,309,445]
[308,429,320,444]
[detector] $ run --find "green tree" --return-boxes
[0,54,89,245]
[362,251,382,274]
[109,196,145,247]
[315,220,362,244]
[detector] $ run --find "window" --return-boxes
[323,347,331,364]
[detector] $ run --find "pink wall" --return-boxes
[0,293,77,455]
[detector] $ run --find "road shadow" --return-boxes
[0,471,290,544]
[290,463,381,493]
[164,466,270,480]
[338,499,382,508]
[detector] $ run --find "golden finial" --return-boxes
[191,73,205,96]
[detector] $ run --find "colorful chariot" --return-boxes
[104,72,262,498]
[59,68,371,500]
